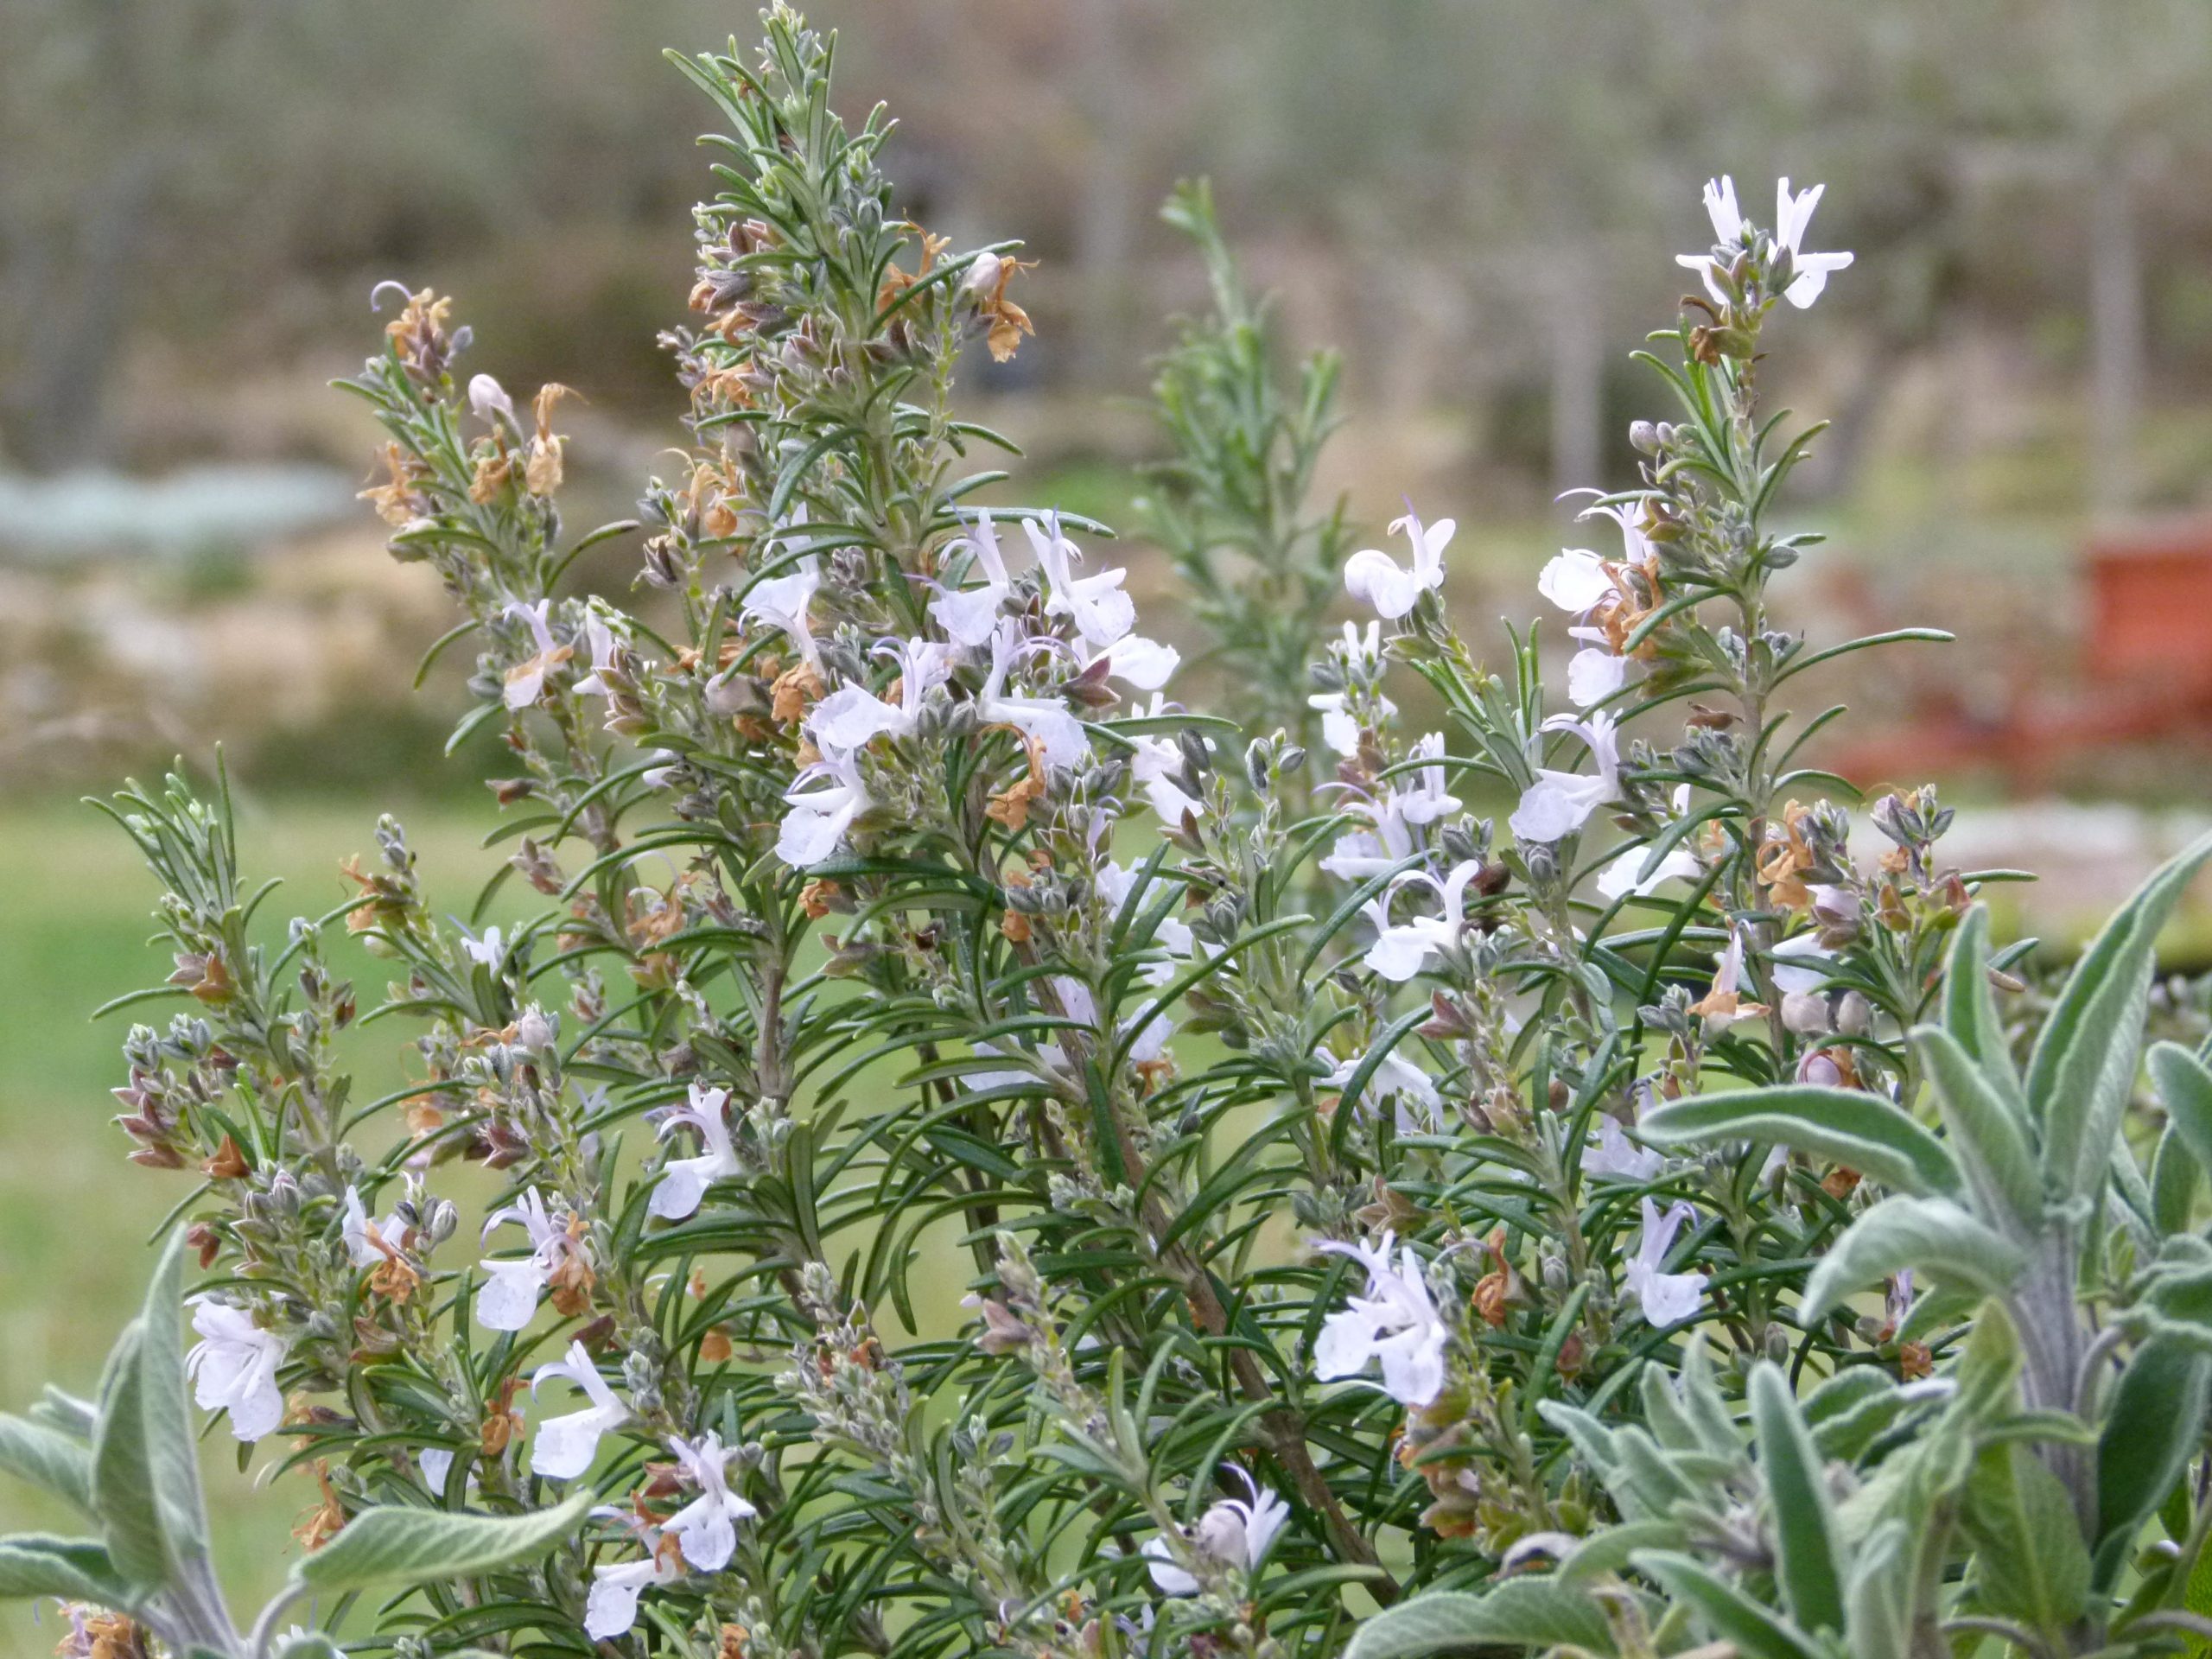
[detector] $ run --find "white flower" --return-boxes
[1773,178,1853,308]
[1025,514,1135,649]
[664,1431,759,1572]
[530,1341,629,1480]
[809,638,950,758]
[1309,690,1395,756]
[1701,174,1745,244]
[652,1084,742,1221]
[420,1447,456,1492]
[1767,932,1837,996]
[186,1298,286,1442]
[1395,734,1461,825]
[1582,1116,1664,1183]
[1321,1047,1441,1136]
[460,925,506,968]
[572,612,621,699]
[1343,510,1452,620]
[502,601,569,711]
[475,1187,588,1332]
[340,1185,406,1270]
[980,623,1090,770]
[1510,711,1622,844]
[741,558,823,669]
[1318,788,1415,884]
[1676,175,1748,307]
[928,513,1014,648]
[1623,1198,1708,1328]
[1143,1467,1291,1596]
[1677,176,1851,311]
[1566,644,1629,709]
[1096,860,1196,960]
[584,1512,682,1640]
[468,374,515,424]
[1312,1231,1448,1407]
[1537,547,1612,613]
[1594,842,1700,901]
[1083,630,1180,692]
[1363,860,1484,982]
[777,748,869,867]
[1133,734,1204,825]
[1690,927,1771,1031]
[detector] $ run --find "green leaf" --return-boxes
[89,1320,169,1590]
[1802,1196,2026,1325]
[0,1415,96,1515]
[1639,1085,1960,1198]
[1630,1550,1822,1659]
[1342,1580,1612,1659]
[1910,1025,2042,1231]
[134,1230,210,1573]
[293,1491,594,1593]
[2029,832,2212,1201]
[1844,1520,1910,1659]
[2095,1333,2211,1585]
[0,1535,135,1606]
[1942,906,2025,1109]
[2152,1042,2212,1192]
[1750,1363,1845,1635]
[1960,1443,2092,1637]
[2153,1124,2202,1237]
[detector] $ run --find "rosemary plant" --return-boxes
[4,18,2211,1659]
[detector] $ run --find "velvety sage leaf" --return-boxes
[293,1490,594,1593]
[271,1631,345,1659]
[89,1320,169,1591]
[2151,1042,2212,1192]
[0,1535,134,1606]
[1910,1024,2041,1231]
[135,1230,210,1573]
[1342,1580,1611,1659]
[1630,1550,1822,1659]
[1961,1443,2092,1637]
[2030,833,2212,1201]
[1844,1519,1910,1659]
[29,1389,97,1440]
[2095,1333,2211,1580]
[1556,1519,1681,1583]
[2152,1124,2202,1237]
[0,1415,95,1516]
[1750,1363,1845,1635]
[1639,1085,1960,1198]
[1942,906,2024,1109]
[1802,1196,2025,1324]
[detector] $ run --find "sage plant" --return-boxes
[6,15,2209,1659]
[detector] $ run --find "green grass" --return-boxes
[0,792,517,1658]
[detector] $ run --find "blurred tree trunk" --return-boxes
[2088,149,2143,518]
[1549,243,1603,496]
[3,155,157,471]
[1071,0,1141,391]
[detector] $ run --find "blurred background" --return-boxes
[8,0,2212,1636]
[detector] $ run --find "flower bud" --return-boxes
[468,374,515,425]
[517,1007,559,1052]
[1781,992,1831,1035]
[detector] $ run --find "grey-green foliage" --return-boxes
[1353,836,2212,1659]
[1136,176,1350,760]
[0,1229,590,1659]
